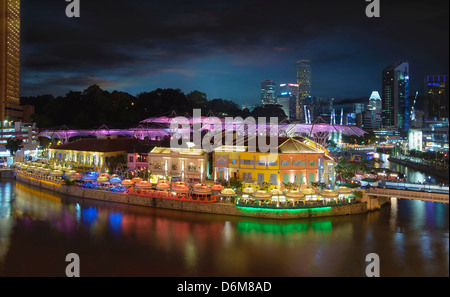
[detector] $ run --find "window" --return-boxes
[154,162,162,170]
[308,161,317,166]
[268,161,278,166]
[270,174,277,185]
[257,160,266,166]
[240,159,253,165]
[129,156,134,163]
[231,159,236,164]
[258,173,264,184]
[292,160,306,166]
[282,160,290,166]
[283,174,289,184]
[188,163,197,172]
[308,173,315,184]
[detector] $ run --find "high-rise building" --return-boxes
[297,60,311,123]
[382,61,409,133]
[364,91,382,128]
[261,79,276,105]
[1,0,23,128]
[424,75,449,120]
[277,83,298,120]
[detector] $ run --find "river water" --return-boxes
[0,179,448,277]
[368,153,446,185]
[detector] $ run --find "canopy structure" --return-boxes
[38,113,367,147]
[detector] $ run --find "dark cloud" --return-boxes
[20,0,449,105]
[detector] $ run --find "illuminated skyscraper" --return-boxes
[382,61,409,133]
[0,0,23,128]
[261,79,276,105]
[296,60,311,123]
[424,75,448,120]
[277,83,298,120]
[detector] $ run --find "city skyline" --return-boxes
[19,0,449,107]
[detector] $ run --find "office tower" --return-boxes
[382,60,409,133]
[261,79,276,105]
[278,83,298,120]
[352,103,365,115]
[364,91,382,128]
[1,0,23,127]
[424,75,449,120]
[297,60,311,122]
[368,91,382,114]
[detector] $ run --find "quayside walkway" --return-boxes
[366,187,449,204]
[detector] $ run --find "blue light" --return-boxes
[109,213,122,235]
[82,206,98,226]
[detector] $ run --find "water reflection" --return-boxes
[0,180,448,277]
[372,153,444,184]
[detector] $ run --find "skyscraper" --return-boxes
[364,91,382,128]
[297,60,311,123]
[1,0,23,128]
[277,83,298,120]
[382,61,409,133]
[424,75,449,120]
[261,79,276,105]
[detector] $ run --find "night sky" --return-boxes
[20,0,449,108]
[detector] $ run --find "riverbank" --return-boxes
[388,156,449,181]
[14,172,388,220]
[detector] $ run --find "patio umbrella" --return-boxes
[220,188,236,197]
[50,170,64,177]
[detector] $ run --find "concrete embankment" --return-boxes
[14,173,388,220]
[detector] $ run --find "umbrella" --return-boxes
[109,177,122,184]
[242,187,256,194]
[121,179,134,187]
[285,190,305,200]
[156,180,171,190]
[210,184,224,191]
[172,181,190,193]
[192,183,211,194]
[70,173,83,180]
[135,181,153,188]
[97,176,110,183]
[252,190,271,200]
[319,189,338,199]
[132,177,142,183]
[82,175,97,181]
[220,188,236,196]
[50,170,64,176]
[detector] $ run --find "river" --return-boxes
[367,153,447,185]
[0,179,448,277]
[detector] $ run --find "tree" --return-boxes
[5,138,23,156]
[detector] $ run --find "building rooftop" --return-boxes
[50,138,158,153]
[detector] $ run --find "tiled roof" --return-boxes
[50,138,157,153]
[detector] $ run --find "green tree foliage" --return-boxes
[251,104,287,121]
[5,138,23,156]
[20,85,287,129]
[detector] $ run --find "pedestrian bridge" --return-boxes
[366,187,449,204]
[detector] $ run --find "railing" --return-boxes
[366,188,449,203]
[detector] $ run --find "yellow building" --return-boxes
[214,137,335,189]
[48,138,155,173]
[147,140,208,183]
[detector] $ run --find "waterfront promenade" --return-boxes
[14,171,378,220]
